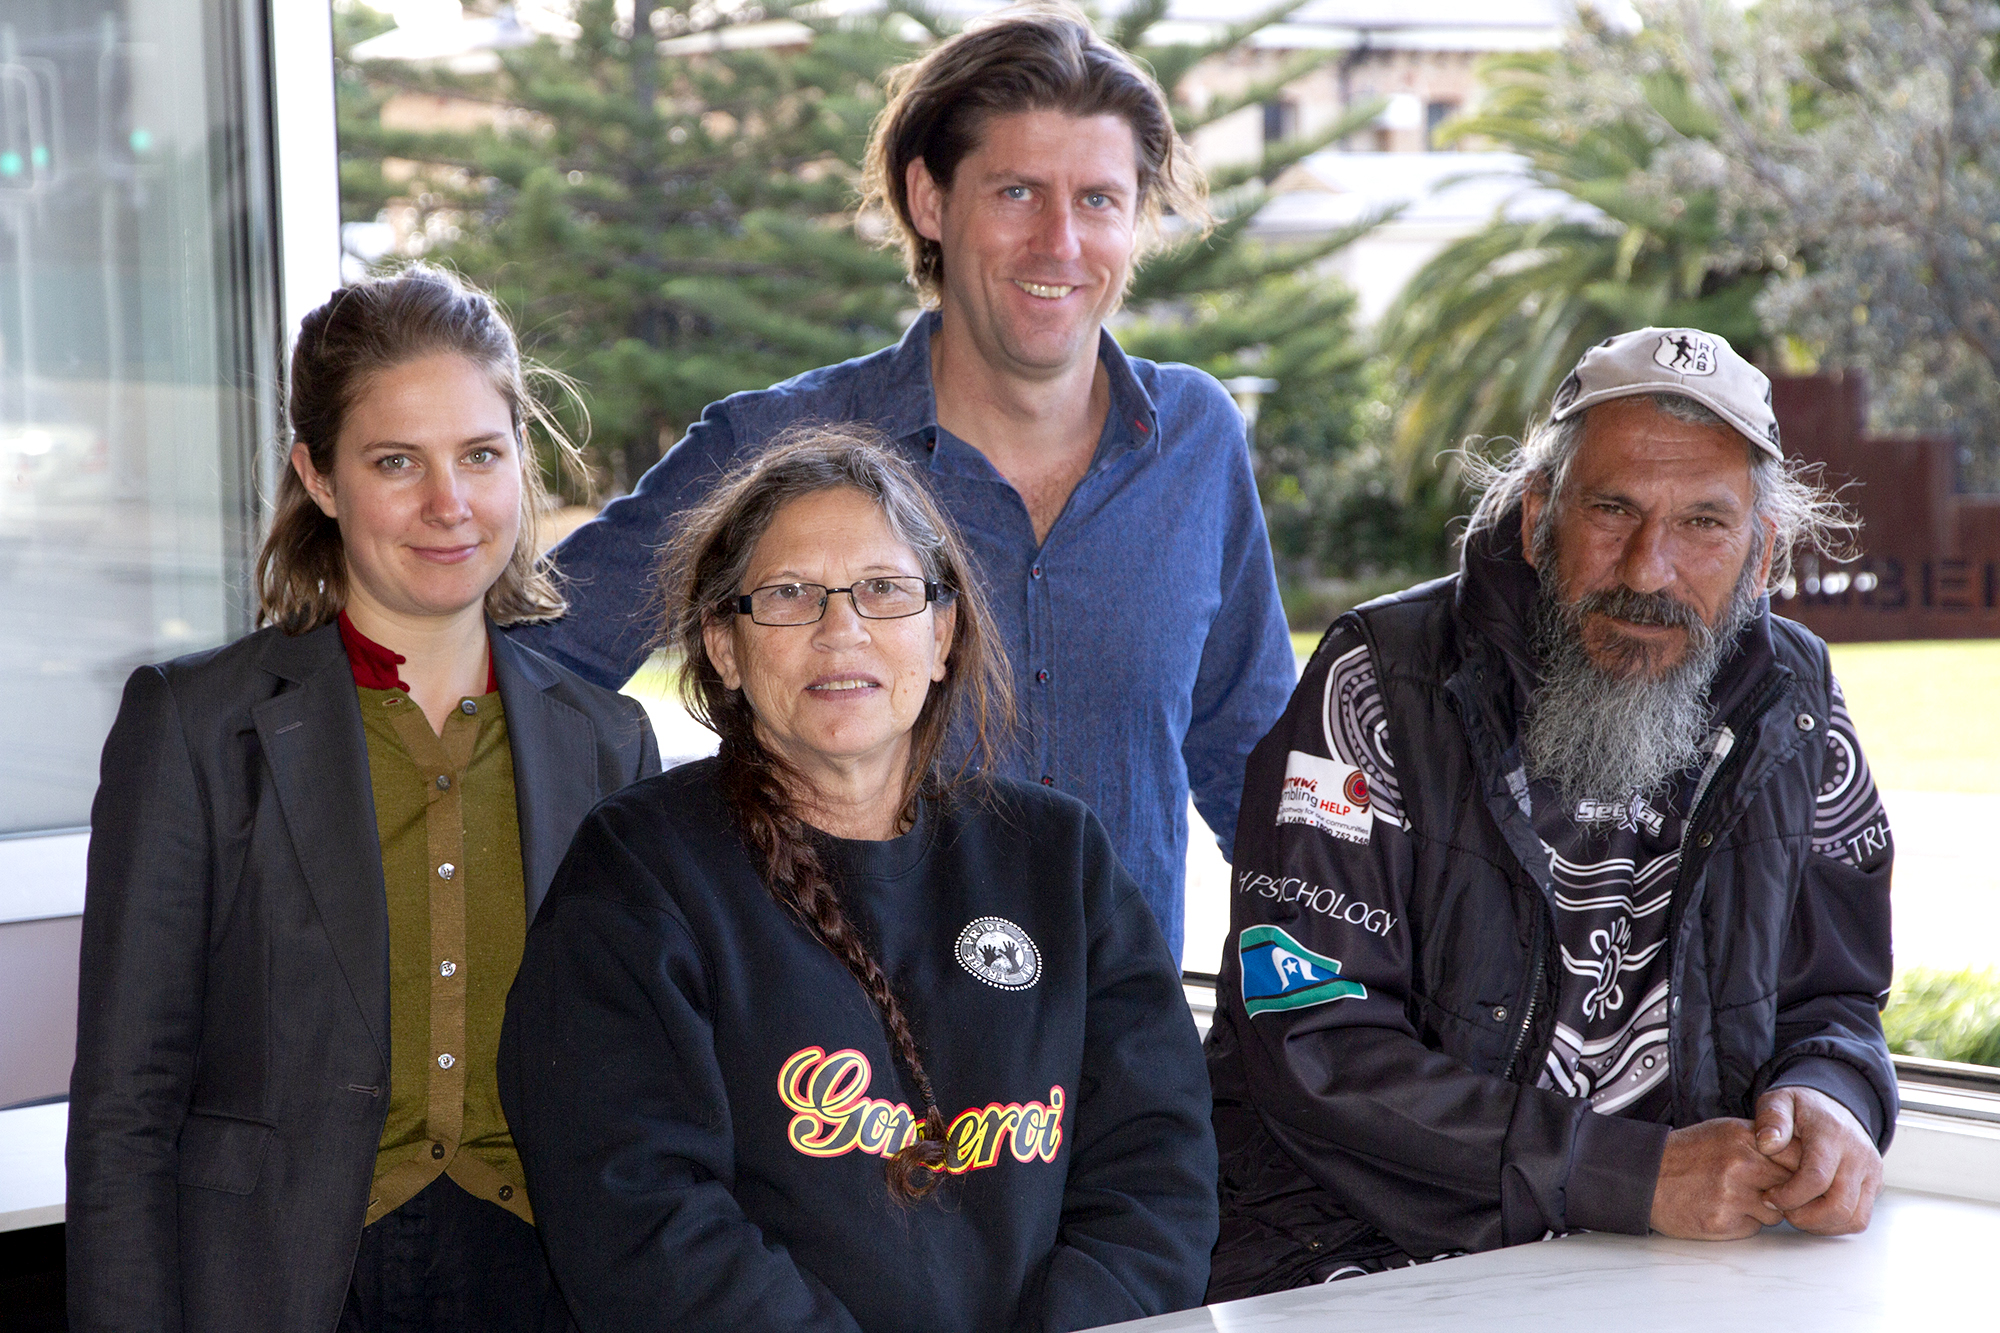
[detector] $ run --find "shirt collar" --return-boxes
[885,309,1162,463]
[337,609,498,695]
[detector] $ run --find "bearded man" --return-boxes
[1204,328,1896,1298]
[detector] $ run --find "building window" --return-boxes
[1426,100,1461,150]
[0,0,278,834]
[1262,98,1297,147]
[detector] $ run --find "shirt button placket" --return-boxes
[1027,556,1054,792]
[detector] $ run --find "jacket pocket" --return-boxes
[176,1110,275,1195]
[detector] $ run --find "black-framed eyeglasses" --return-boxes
[734,577,950,626]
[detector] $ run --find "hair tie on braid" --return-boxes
[886,1105,954,1201]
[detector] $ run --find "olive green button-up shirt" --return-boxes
[359,686,532,1225]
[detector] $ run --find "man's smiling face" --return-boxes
[1523,395,1776,678]
[907,108,1141,382]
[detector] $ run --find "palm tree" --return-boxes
[1378,46,1775,500]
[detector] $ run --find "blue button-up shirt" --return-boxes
[515,312,1297,959]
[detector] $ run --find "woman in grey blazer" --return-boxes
[66,268,659,1333]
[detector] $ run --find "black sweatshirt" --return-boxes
[499,760,1217,1333]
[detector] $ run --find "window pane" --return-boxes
[0,0,274,833]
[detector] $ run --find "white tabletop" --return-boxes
[1094,1188,1995,1331]
[0,1101,67,1232]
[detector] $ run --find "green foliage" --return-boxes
[1377,41,1777,501]
[1120,256,1395,583]
[1119,87,1418,586]
[1884,968,2000,1069]
[338,2,918,492]
[335,1,1384,556]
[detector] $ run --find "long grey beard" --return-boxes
[1522,563,1760,812]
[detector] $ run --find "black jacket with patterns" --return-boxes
[1206,519,1896,1286]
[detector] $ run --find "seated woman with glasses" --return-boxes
[500,429,1217,1332]
[67,267,659,1333]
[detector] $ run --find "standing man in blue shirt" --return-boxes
[513,5,1296,959]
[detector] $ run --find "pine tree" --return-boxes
[339,1,915,492]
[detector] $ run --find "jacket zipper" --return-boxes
[1506,672,1791,1085]
[1660,673,1791,1105]
[1502,911,1546,1081]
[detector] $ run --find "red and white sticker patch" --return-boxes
[1276,750,1372,845]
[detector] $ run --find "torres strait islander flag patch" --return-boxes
[1239,924,1366,1017]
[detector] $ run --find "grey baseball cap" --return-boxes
[1549,327,1781,459]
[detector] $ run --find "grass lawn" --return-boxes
[1290,633,1997,792]
[1827,640,2000,793]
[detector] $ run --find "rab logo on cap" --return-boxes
[1654,332,1718,376]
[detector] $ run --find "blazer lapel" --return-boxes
[252,624,391,1066]
[493,630,600,924]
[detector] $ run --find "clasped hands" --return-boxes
[1647,1085,1883,1240]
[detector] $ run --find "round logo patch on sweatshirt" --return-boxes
[956,916,1040,990]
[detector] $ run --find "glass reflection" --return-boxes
[0,1,274,833]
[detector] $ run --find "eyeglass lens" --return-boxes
[749,578,929,624]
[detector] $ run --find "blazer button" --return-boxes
[498,1185,514,1201]
[461,699,478,715]
[431,1142,445,1160]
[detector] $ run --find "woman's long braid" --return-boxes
[717,737,955,1201]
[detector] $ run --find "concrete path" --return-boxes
[1879,790,2000,974]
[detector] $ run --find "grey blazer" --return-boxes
[66,622,660,1333]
